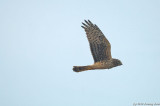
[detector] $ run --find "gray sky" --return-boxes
[0,0,160,106]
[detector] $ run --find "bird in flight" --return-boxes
[73,20,122,72]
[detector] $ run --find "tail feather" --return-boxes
[73,66,92,72]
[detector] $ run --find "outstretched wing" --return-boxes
[82,20,112,63]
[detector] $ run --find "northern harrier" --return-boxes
[73,20,122,72]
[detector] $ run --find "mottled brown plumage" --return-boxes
[73,20,122,72]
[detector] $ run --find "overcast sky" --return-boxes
[0,0,160,106]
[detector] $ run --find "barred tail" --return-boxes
[73,66,93,72]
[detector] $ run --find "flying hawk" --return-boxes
[73,20,122,72]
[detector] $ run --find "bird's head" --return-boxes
[112,59,122,66]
